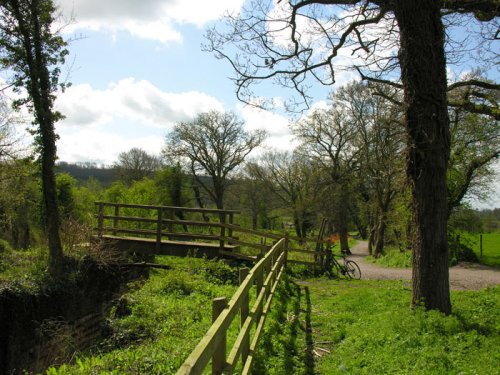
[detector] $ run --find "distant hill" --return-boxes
[56,162,117,186]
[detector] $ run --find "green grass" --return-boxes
[459,232,500,267]
[254,278,500,374]
[366,246,412,268]
[46,256,239,374]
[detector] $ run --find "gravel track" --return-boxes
[348,242,500,290]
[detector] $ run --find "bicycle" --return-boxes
[324,245,361,280]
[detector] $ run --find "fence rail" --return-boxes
[177,238,287,375]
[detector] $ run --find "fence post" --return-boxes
[284,232,289,268]
[168,209,174,240]
[239,267,250,362]
[212,297,227,375]
[157,208,163,250]
[219,212,226,253]
[97,202,104,238]
[112,205,119,236]
[228,212,234,240]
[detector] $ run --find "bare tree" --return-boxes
[249,150,316,239]
[163,110,266,210]
[114,147,162,184]
[206,0,499,313]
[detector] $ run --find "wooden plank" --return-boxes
[222,223,282,240]
[218,250,257,262]
[287,247,324,256]
[228,238,270,250]
[162,218,223,228]
[286,259,317,266]
[98,215,158,224]
[99,235,239,250]
[101,227,157,236]
[242,265,285,375]
[95,201,240,215]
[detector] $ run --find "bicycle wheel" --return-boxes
[344,260,361,280]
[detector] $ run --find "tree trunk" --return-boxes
[373,216,386,258]
[394,1,451,314]
[12,0,64,271]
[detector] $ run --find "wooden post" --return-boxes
[480,234,483,260]
[168,209,174,240]
[219,213,226,253]
[212,297,227,375]
[239,267,250,362]
[97,202,104,238]
[157,208,163,250]
[228,212,234,240]
[284,232,289,268]
[112,205,119,236]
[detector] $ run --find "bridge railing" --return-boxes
[177,237,287,375]
[94,201,240,252]
[94,201,334,265]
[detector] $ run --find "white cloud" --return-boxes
[238,104,297,152]
[56,78,224,128]
[54,78,224,163]
[56,0,245,43]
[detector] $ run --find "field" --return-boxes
[460,232,500,267]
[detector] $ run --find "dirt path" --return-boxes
[348,241,500,290]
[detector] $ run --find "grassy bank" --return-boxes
[254,278,499,375]
[46,256,239,374]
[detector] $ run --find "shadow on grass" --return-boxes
[251,275,315,375]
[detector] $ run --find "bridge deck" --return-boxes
[98,235,257,261]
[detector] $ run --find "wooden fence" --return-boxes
[177,238,287,375]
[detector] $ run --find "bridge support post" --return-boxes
[156,208,163,250]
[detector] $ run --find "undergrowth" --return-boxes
[46,256,238,374]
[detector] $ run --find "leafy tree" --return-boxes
[114,147,162,184]
[163,110,266,210]
[0,0,69,272]
[206,0,499,313]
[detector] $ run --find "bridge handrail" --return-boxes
[176,238,287,375]
[95,201,240,215]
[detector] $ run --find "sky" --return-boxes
[5,0,500,208]
[50,0,300,165]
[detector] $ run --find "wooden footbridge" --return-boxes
[94,201,329,265]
